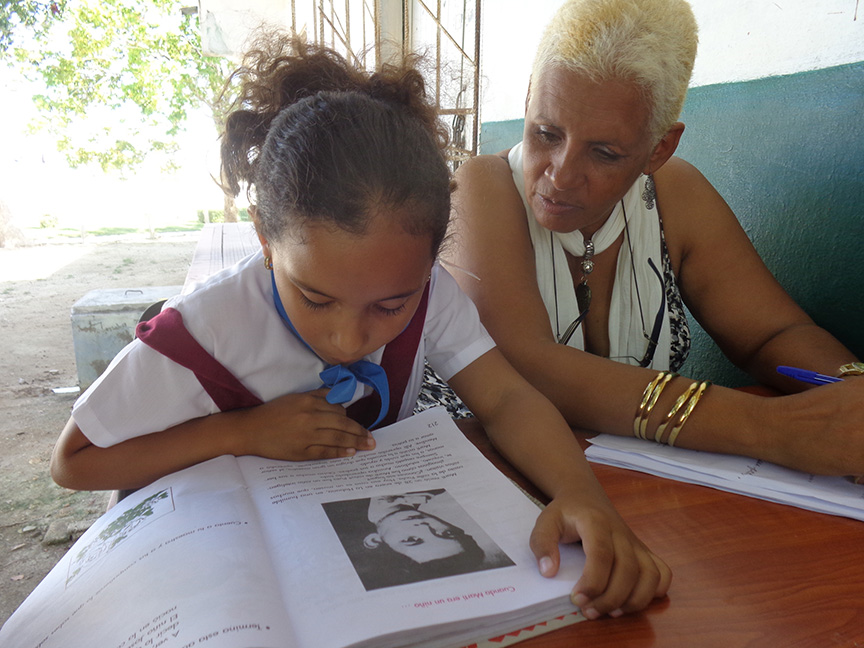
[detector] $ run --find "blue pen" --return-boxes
[776,365,843,386]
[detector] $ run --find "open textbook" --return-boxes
[585,434,864,521]
[1,407,585,648]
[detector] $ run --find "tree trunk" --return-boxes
[223,192,239,222]
[0,200,24,248]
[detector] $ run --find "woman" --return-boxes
[444,0,864,476]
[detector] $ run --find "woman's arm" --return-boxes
[655,157,857,389]
[448,348,671,620]
[51,389,374,491]
[447,154,708,434]
[446,154,864,476]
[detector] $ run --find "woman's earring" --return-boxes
[264,256,273,271]
[641,174,656,210]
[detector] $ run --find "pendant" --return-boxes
[575,281,592,315]
[576,237,594,315]
[581,239,595,275]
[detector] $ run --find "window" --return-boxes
[199,0,481,164]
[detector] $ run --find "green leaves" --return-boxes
[7,0,235,175]
[0,0,66,55]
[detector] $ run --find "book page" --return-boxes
[3,409,585,648]
[238,407,585,648]
[1,456,294,648]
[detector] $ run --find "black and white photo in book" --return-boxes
[323,490,515,590]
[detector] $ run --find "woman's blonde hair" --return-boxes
[532,0,698,141]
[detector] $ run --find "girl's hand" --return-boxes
[529,490,671,620]
[236,388,375,461]
[51,388,375,492]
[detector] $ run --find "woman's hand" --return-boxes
[529,489,672,620]
[234,388,375,461]
[763,378,864,478]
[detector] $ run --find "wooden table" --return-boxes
[182,222,259,293]
[185,224,864,646]
[457,418,864,647]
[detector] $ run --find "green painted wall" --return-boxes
[478,119,525,155]
[477,62,864,385]
[675,62,864,385]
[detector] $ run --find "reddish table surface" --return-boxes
[457,418,864,648]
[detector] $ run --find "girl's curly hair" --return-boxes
[220,30,452,255]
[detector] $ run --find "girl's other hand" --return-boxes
[529,490,671,620]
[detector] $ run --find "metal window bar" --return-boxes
[410,0,480,165]
[285,0,480,164]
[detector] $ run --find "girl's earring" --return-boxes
[264,256,273,271]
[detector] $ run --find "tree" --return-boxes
[0,1,67,55]
[7,0,240,220]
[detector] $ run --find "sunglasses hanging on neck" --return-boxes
[555,234,594,345]
[553,201,666,368]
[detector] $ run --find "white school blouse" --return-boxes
[72,252,494,448]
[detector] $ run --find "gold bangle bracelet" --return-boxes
[634,371,674,439]
[654,380,699,443]
[634,372,666,439]
[638,372,676,439]
[667,381,712,447]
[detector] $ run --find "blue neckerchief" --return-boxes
[270,271,389,428]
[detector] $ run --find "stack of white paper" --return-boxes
[585,434,864,521]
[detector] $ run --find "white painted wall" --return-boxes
[480,0,864,122]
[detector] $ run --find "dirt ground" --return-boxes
[0,231,200,625]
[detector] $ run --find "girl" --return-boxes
[50,31,669,620]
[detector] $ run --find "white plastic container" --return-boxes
[70,286,181,390]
